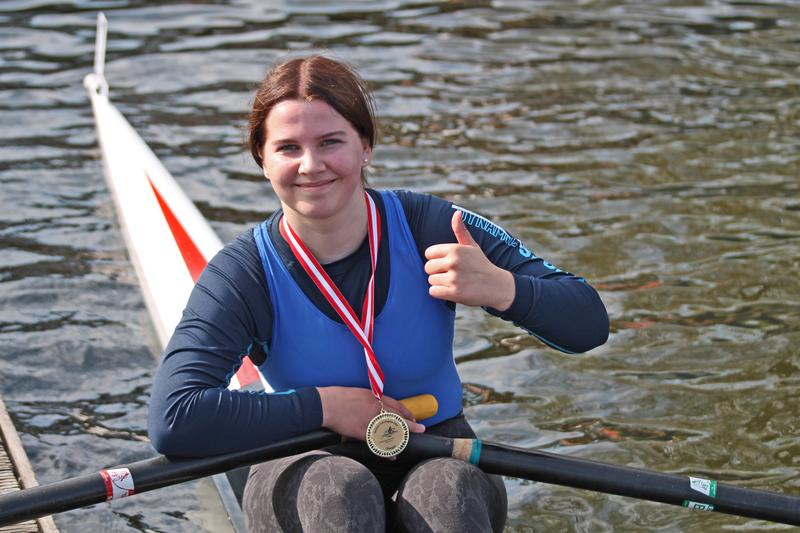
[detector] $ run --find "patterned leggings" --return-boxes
[242,414,507,532]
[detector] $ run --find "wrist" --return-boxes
[491,268,515,311]
[317,386,333,428]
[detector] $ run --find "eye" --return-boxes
[277,143,299,153]
[321,138,342,147]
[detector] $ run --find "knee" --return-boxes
[395,458,507,533]
[243,453,386,533]
[296,456,385,531]
[303,455,382,501]
[403,457,486,495]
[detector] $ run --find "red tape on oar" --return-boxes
[99,468,135,500]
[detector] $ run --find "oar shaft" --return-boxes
[478,441,799,525]
[0,394,437,526]
[402,435,800,526]
[0,472,107,520]
[0,430,340,527]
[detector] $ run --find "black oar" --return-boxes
[0,430,339,527]
[406,435,800,526]
[1,432,798,527]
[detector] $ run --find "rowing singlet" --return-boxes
[253,190,461,425]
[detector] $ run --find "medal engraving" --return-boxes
[366,410,410,458]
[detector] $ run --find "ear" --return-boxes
[361,140,373,166]
[261,143,270,179]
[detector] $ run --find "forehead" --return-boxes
[265,99,354,139]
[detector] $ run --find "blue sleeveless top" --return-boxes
[253,190,461,425]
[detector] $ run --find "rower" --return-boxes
[147,54,609,532]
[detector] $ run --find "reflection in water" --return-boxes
[0,1,798,531]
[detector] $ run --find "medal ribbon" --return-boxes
[279,192,384,399]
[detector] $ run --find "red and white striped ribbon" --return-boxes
[279,192,384,398]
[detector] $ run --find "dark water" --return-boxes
[1,1,799,531]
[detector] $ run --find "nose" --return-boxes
[298,148,324,175]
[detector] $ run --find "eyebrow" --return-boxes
[269,130,347,146]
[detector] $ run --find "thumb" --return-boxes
[452,210,477,246]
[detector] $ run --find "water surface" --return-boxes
[1,1,798,531]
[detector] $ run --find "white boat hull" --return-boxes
[83,14,269,532]
[83,73,269,393]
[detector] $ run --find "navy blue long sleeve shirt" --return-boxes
[148,190,608,456]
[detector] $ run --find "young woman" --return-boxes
[148,55,609,532]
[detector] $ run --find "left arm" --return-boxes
[398,191,609,353]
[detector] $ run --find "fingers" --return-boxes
[424,250,470,301]
[385,396,414,420]
[383,396,426,433]
[426,272,451,288]
[424,243,453,261]
[318,387,427,442]
[408,421,426,433]
[428,283,453,302]
[424,255,453,276]
[451,210,477,246]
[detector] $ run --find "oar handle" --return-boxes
[399,394,438,420]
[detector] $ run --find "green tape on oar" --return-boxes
[451,438,482,466]
[469,439,482,466]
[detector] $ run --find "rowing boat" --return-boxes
[82,13,266,532]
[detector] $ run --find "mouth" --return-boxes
[296,178,336,189]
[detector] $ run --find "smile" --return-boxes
[296,178,336,189]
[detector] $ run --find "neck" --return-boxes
[282,192,368,264]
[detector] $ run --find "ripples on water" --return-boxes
[1,1,798,531]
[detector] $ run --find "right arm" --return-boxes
[147,232,322,457]
[147,231,420,457]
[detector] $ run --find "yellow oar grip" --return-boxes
[399,394,438,421]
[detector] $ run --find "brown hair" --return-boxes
[248,55,378,170]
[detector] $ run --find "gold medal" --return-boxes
[366,408,410,458]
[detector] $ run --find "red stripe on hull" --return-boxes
[146,173,206,282]
[236,357,261,388]
[146,172,261,388]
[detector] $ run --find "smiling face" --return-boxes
[262,98,372,227]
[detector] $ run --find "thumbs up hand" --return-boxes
[424,210,515,311]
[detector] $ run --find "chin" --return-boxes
[292,200,340,220]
